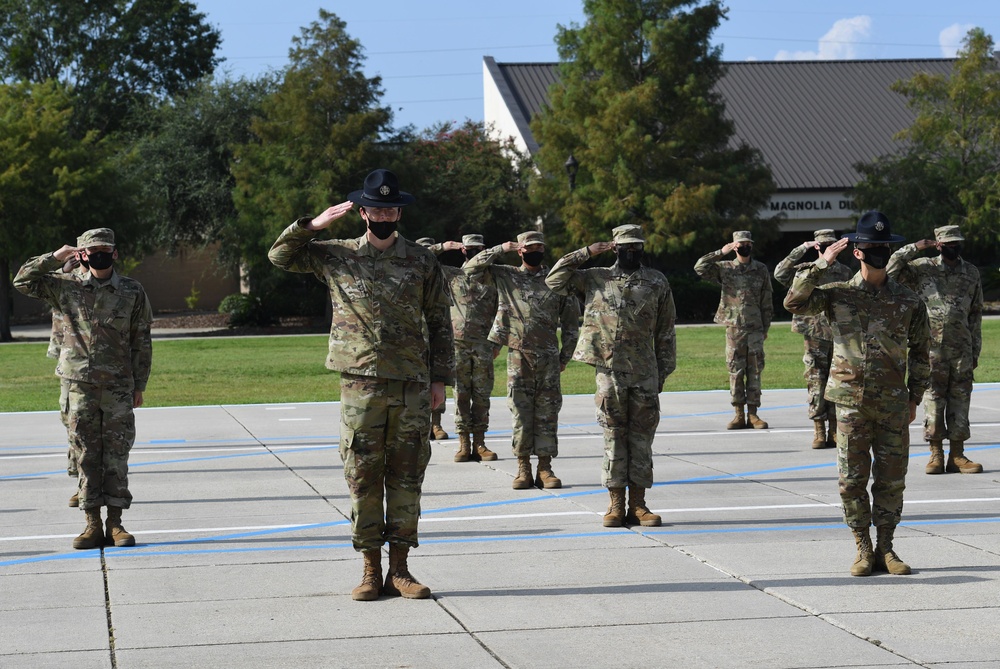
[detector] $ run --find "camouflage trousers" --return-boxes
[454,339,495,433]
[836,400,909,530]
[59,378,79,478]
[923,353,973,442]
[64,381,135,510]
[802,336,835,421]
[595,368,660,489]
[339,373,431,552]
[725,326,765,406]
[506,348,562,457]
[431,406,445,428]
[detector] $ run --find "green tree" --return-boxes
[393,121,535,248]
[530,0,776,264]
[0,80,138,341]
[230,9,392,302]
[0,0,221,135]
[853,28,1000,264]
[126,74,277,257]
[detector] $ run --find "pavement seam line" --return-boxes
[100,549,119,669]
[434,598,513,668]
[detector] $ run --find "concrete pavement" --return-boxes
[2,386,999,668]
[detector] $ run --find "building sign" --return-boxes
[763,193,855,220]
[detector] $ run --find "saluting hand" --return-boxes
[915,239,936,251]
[721,241,738,255]
[442,240,463,252]
[309,201,355,230]
[821,238,849,263]
[587,241,614,256]
[53,245,80,262]
[501,241,522,253]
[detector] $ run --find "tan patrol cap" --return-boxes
[612,224,644,245]
[934,225,964,243]
[517,231,544,245]
[813,229,837,243]
[462,234,485,247]
[733,230,753,243]
[77,228,116,248]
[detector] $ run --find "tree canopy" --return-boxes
[853,28,1000,264]
[530,0,776,263]
[0,0,221,135]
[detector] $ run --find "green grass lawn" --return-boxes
[3,320,998,412]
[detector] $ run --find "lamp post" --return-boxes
[564,154,579,191]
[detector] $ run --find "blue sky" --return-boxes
[192,0,999,132]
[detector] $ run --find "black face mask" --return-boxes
[939,244,962,261]
[735,245,751,258]
[86,251,114,270]
[367,220,397,240]
[465,248,482,260]
[522,251,544,267]
[860,245,891,270]
[616,248,642,271]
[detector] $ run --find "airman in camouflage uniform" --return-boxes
[428,235,500,462]
[15,228,153,550]
[888,225,984,475]
[547,225,676,528]
[269,169,454,602]
[695,231,773,429]
[784,212,930,577]
[465,231,579,490]
[416,237,449,442]
[774,230,853,448]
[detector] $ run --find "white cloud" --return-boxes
[939,23,975,58]
[775,16,872,61]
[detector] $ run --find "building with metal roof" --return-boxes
[483,56,955,233]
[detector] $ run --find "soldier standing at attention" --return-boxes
[269,169,454,601]
[428,235,500,462]
[15,228,153,550]
[784,211,930,577]
[465,231,580,490]
[888,225,984,475]
[774,230,853,448]
[546,225,676,528]
[695,231,773,430]
[415,236,450,442]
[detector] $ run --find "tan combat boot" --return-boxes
[850,527,874,577]
[603,488,626,527]
[811,420,827,449]
[925,440,945,475]
[473,432,497,461]
[69,491,79,507]
[826,412,838,449]
[747,406,769,429]
[726,404,746,430]
[383,544,430,599]
[105,506,135,547]
[534,456,562,489]
[351,549,382,601]
[946,441,982,474]
[454,433,472,462]
[512,456,533,489]
[431,424,449,441]
[73,508,104,550]
[626,486,662,527]
[874,526,911,575]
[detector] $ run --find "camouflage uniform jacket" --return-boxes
[694,251,773,332]
[546,247,677,385]
[783,258,931,411]
[268,220,455,385]
[887,245,983,370]
[14,254,153,390]
[774,246,853,339]
[428,247,499,344]
[465,245,580,365]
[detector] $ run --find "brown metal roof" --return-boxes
[485,56,955,191]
